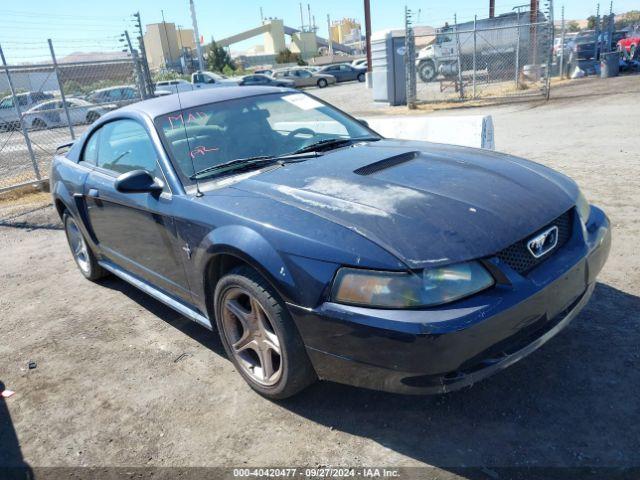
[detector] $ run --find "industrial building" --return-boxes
[144,22,196,71]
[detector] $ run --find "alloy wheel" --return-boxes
[220,287,283,386]
[65,217,90,274]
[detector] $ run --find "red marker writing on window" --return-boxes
[190,145,219,159]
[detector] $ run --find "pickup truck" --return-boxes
[0,91,54,131]
[154,71,238,95]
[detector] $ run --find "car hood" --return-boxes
[231,140,578,269]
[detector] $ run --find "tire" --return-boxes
[62,211,108,281]
[32,118,46,130]
[357,72,365,82]
[86,112,100,124]
[317,78,328,88]
[418,60,437,82]
[214,266,316,399]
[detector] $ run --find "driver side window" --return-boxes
[96,120,161,177]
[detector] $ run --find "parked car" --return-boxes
[237,74,295,88]
[253,69,273,76]
[155,72,239,96]
[86,85,140,108]
[272,68,336,88]
[565,29,627,73]
[51,86,611,399]
[351,58,367,68]
[23,98,107,130]
[318,63,366,82]
[617,28,640,59]
[0,91,54,132]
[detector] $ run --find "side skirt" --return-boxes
[99,260,213,330]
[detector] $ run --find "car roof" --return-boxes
[117,86,295,119]
[92,85,134,93]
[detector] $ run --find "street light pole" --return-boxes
[190,0,205,72]
[364,0,372,73]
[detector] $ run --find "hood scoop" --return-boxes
[354,151,420,176]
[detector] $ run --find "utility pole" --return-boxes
[307,4,312,32]
[364,0,372,73]
[489,0,496,18]
[133,11,153,96]
[260,6,264,23]
[300,3,305,31]
[122,30,147,99]
[327,14,333,56]
[190,0,205,72]
[160,9,175,70]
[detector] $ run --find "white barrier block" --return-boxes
[363,115,495,150]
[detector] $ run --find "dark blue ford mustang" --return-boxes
[50,87,611,399]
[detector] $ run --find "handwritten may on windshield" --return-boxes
[190,146,219,159]
[166,111,207,129]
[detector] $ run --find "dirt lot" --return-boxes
[1,75,639,477]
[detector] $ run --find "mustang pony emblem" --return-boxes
[527,226,559,258]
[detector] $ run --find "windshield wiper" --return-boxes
[292,136,381,155]
[190,156,275,180]
[189,151,321,180]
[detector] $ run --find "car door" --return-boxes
[340,65,357,81]
[82,119,192,302]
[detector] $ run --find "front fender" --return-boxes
[193,225,297,303]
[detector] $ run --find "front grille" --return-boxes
[496,209,573,275]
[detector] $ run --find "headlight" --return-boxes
[331,262,494,309]
[576,190,591,224]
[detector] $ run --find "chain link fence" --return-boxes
[0,39,149,193]
[406,2,554,105]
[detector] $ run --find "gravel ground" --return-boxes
[1,75,639,477]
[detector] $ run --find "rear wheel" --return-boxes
[214,266,316,399]
[86,111,100,124]
[32,118,46,130]
[63,212,108,281]
[317,78,328,88]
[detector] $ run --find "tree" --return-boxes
[206,39,235,73]
[615,10,640,29]
[586,15,598,29]
[275,48,306,65]
[567,20,580,32]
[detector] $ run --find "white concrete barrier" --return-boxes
[273,114,494,150]
[363,115,495,150]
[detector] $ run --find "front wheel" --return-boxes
[86,112,100,124]
[214,266,316,399]
[418,60,437,82]
[63,212,108,281]
[357,72,365,82]
[317,78,328,88]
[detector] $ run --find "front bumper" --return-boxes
[288,206,611,394]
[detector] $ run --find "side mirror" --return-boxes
[115,169,163,194]
[357,119,369,127]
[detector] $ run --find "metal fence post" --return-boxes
[124,30,147,99]
[559,5,565,79]
[454,14,464,99]
[48,39,75,140]
[404,6,417,109]
[0,43,41,181]
[545,0,554,100]
[472,15,477,99]
[515,10,521,89]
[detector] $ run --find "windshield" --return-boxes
[155,92,377,185]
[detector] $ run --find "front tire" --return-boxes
[214,266,316,399]
[357,72,365,82]
[86,112,100,124]
[418,60,437,82]
[317,78,328,88]
[32,118,46,130]
[63,212,108,281]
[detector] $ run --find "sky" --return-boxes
[1,0,636,63]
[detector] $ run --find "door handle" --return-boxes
[88,188,99,198]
